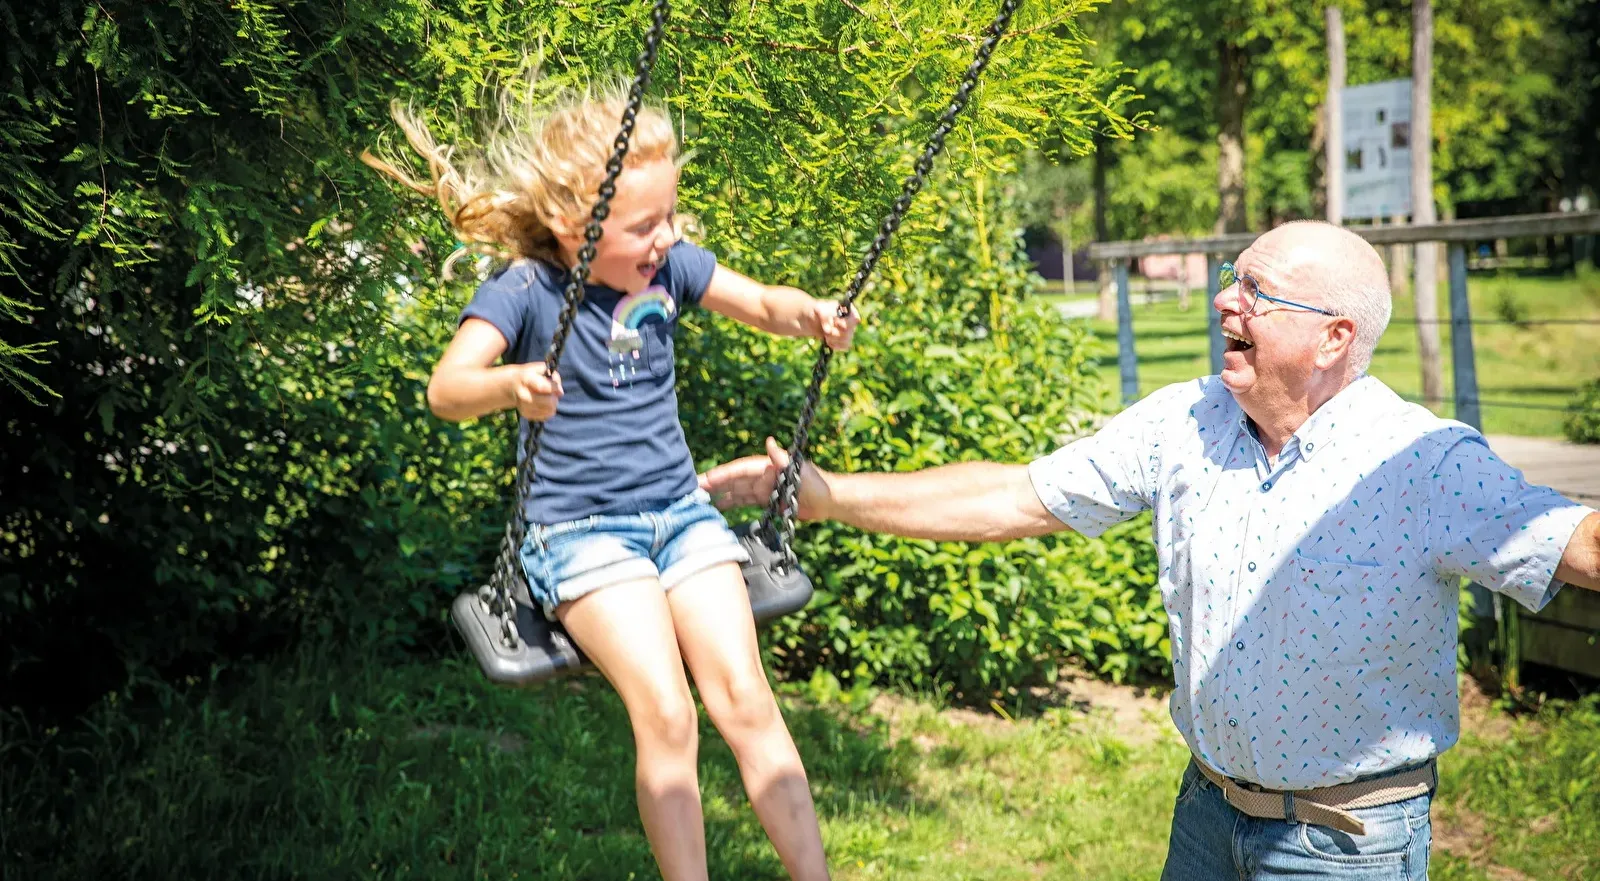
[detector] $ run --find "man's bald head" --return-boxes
[1245,220,1392,377]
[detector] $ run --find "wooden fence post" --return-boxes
[1447,242,1481,430]
[1115,260,1138,405]
[1207,254,1224,375]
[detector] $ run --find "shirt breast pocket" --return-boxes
[1276,554,1383,666]
[641,321,674,378]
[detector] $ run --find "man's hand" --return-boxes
[699,437,832,520]
[1556,510,1600,592]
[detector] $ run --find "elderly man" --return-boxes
[701,221,1600,880]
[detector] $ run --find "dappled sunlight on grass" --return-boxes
[1,648,1186,880]
[5,648,1594,880]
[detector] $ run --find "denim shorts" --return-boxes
[518,488,751,618]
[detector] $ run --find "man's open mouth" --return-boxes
[1222,328,1254,352]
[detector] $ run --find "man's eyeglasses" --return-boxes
[1218,262,1337,316]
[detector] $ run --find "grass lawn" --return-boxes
[1059,269,1600,439]
[5,647,1596,880]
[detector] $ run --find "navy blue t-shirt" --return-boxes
[460,240,716,525]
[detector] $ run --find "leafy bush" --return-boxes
[0,294,510,718]
[680,178,1169,696]
[1564,377,1600,444]
[1,0,1155,719]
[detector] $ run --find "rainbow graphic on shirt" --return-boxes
[607,285,676,386]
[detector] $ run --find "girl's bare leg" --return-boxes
[558,579,706,881]
[667,563,830,881]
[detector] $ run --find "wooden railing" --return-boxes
[1083,211,1600,427]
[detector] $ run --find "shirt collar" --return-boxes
[1291,374,1390,461]
[1228,375,1391,463]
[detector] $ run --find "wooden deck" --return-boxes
[1484,434,1600,508]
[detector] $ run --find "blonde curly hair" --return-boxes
[362,76,679,276]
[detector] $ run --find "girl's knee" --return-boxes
[631,687,700,754]
[703,672,780,737]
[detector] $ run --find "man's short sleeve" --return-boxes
[664,239,718,307]
[459,263,535,357]
[1426,435,1597,612]
[1026,386,1178,538]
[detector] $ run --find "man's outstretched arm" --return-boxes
[698,437,1069,543]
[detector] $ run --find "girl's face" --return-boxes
[554,157,680,295]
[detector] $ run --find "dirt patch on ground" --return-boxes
[1431,805,1538,881]
[864,665,1177,749]
[1033,668,1180,747]
[1458,675,1517,742]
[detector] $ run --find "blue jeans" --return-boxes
[518,488,750,618]
[1161,761,1433,880]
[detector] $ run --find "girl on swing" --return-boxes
[365,78,854,881]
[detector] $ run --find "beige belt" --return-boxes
[1192,758,1438,836]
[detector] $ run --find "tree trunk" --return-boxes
[1323,5,1345,223]
[1217,39,1250,234]
[1055,201,1075,297]
[1310,102,1329,221]
[1389,213,1409,295]
[1094,132,1117,321]
[1411,0,1444,407]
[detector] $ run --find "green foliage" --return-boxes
[1439,695,1600,879]
[1564,377,1600,444]
[1086,0,1600,238]
[1342,0,1598,214]
[681,177,1169,695]
[1093,0,1329,234]
[1,0,1155,720]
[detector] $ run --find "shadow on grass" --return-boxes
[1,646,929,881]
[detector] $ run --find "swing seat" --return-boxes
[453,527,813,686]
[734,521,815,622]
[452,585,589,685]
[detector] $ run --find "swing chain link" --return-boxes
[760,0,1023,565]
[486,0,671,648]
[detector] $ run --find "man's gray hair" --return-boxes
[1319,268,1392,377]
[1276,219,1394,378]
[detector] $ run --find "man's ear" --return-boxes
[1316,316,1357,371]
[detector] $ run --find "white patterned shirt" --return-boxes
[1028,375,1594,789]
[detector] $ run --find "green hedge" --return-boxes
[1,0,1162,719]
[1564,378,1600,444]
[679,178,1168,694]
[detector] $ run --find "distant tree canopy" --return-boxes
[1083,0,1600,240]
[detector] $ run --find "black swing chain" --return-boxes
[759,0,1023,566]
[486,0,671,648]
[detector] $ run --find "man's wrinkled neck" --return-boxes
[1238,374,1348,461]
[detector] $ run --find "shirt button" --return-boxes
[1235,640,1245,650]
[1305,442,1315,452]
[1248,562,1257,572]
[1228,719,1239,728]
[1261,481,1272,492]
